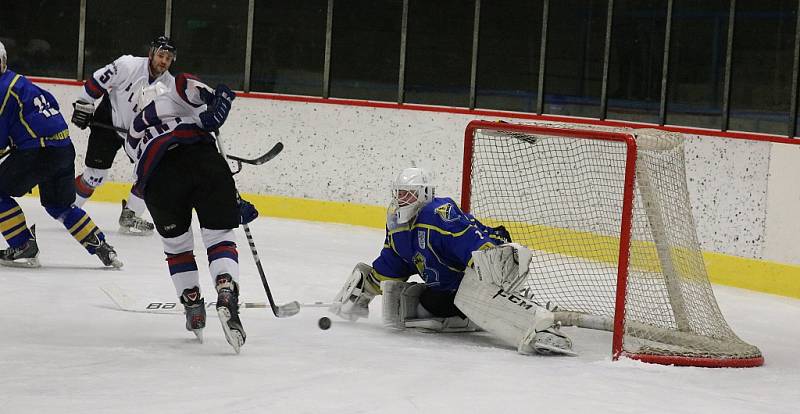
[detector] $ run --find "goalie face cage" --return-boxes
[462,120,763,368]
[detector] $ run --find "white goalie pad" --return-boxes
[382,280,480,333]
[329,263,379,321]
[454,265,576,356]
[471,243,533,292]
[404,317,480,333]
[381,280,413,329]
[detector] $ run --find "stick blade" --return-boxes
[227,142,284,165]
[275,300,301,318]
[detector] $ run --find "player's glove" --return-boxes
[239,197,258,224]
[71,100,95,129]
[199,84,235,131]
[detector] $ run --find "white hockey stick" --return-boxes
[100,284,329,315]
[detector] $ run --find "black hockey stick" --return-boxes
[89,120,128,134]
[226,142,284,175]
[214,131,300,318]
[88,120,285,170]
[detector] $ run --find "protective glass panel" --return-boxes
[543,0,607,118]
[606,0,668,124]
[84,0,167,78]
[404,0,474,107]
[0,0,79,78]
[475,0,542,113]
[330,0,402,102]
[729,0,797,136]
[251,0,327,95]
[171,0,248,89]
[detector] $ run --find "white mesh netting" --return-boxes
[465,121,762,366]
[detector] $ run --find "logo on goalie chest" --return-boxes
[417,230,426,249]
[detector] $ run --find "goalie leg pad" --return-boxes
[404,316,481,333]
[454,267,575,356]
[381,281,428,329]
[381,280,412,329]
[329,263,380,321]
[382,281,479,333]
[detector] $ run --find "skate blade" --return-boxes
[119,226,154,237]
[192,329,204,344]
[101,254,124,269]
[217,307,244,354]
[0,257,41,268]
[533,343,578,357]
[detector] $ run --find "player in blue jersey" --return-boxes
[329,167,575,356]
[0,41,122,268]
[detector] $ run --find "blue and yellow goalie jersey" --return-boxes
[0,70,71,151]
[372,197,511,292]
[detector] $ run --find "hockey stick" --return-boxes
[89,120,128,134]
[88,119,284,174]
[88,119,282,160]
[99,283,328,315]
[214,131,300,318]
[226,142,284,175]
[0,147,9,160]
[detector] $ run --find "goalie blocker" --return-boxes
[330,244,576,356]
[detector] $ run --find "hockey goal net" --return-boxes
[462,120,763,367]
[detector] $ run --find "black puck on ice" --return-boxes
[318,317,332,330]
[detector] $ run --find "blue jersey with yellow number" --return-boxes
[0,70,71,151]
[372,197,509,292]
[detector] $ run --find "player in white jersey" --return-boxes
[70,36,177,236]
[126,73,256,353]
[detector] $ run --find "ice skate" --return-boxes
[0,230,40,268]
[89,234,123,268]
[215,274,246,353]
[181,286,206,343]
[527,326,577,357]
[118,200,155,236]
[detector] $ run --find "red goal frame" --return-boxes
[461,120,764,367]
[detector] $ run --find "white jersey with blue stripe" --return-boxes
[80,55,175,138]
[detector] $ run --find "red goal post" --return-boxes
[461,120,763,367]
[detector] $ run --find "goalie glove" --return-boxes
[71,100,95,129]
[329,263,381,321]
[470,243,532,292]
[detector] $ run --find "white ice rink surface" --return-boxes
[1,197,799,413]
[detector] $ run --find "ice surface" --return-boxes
[1,198,798,413]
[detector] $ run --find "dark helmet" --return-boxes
[150,35,177,58]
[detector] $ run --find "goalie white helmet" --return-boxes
[136,81,169,112]
[0,40,7,73]
[389,167,435,225]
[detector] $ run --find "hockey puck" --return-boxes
[318,317,332,330]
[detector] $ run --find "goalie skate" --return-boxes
[0,228,40,268]
[118,200,155,236]
[526,327,577,357]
